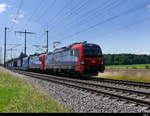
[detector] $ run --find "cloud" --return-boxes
[147,4,150,12]
[0,3,8,14]
[12,18,19,24]
[18,14,24,18]
[11,13,24,24]
[141,51,150,55]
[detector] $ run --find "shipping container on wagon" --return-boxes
[21,57,29,71]
[29,55,42,72]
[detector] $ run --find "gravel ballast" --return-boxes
[9,70,150,113]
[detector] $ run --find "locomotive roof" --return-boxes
[54,41,100,53]
[54,41,87,53]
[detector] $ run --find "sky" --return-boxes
[0,0,150,62]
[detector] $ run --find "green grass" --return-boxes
[0,68,71,113]
[106,64,150,69]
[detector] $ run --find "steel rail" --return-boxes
[12,69,150,88]
[91,78,150,88]
[12,70,150,107]
[14,70,150,95]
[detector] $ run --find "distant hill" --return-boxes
[104,54,150,65]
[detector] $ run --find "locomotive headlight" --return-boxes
[80,60,85,65]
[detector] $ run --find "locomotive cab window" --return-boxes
[84,45,102,58]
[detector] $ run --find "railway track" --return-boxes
[10,69,150,88]
[91,78,150,88]
[12,70,150,108]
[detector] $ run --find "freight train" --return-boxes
[6,41,105,76]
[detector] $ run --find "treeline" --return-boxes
[104,54,150,65]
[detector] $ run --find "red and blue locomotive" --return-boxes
[6,41,105,76]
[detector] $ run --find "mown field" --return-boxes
[0,68,71,113]
[97,65,150,83]
[106,64,150,69]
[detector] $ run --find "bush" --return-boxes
[145,65,149,69]
[132,67,137,69]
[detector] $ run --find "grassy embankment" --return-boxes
[96,64,150,83]
[0,68,71,113]
[106,64,150,69]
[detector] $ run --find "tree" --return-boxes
[104,54,150,65]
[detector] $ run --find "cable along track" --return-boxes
[13,70,150,108]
